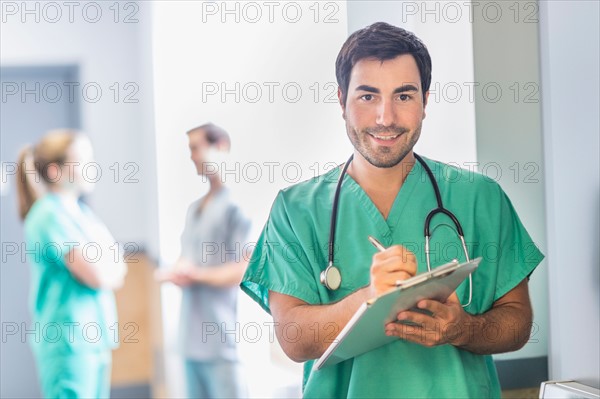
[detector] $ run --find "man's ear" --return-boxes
[423,91,429,119]
[338,87,346,120]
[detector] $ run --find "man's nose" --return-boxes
[375,99,396,127]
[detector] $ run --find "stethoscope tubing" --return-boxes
[325,152,473,307]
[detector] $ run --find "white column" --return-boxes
[539,0,600,386]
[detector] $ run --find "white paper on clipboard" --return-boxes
[314,257,481,370]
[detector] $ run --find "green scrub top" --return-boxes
[24,194,118,358]
[241,156,544,398]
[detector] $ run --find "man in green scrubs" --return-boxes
[241,22,543,398]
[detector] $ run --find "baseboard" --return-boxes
[110,383,152,399]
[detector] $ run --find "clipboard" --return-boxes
[314,257,481,370]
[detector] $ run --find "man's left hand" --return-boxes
[384,292,472,347]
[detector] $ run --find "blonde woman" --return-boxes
[16,130,126,398]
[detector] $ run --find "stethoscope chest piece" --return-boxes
[320,263,342,291]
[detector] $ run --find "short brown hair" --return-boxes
[335,22,432,106]
[187,123,231,149]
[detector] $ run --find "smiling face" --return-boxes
[340,54,428,168]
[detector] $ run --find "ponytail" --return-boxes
[16,130,77,220]
[16,146,41,220]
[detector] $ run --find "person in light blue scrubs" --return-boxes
[156,123,251,399]
[17,130,126,398]
[241,23,544,398]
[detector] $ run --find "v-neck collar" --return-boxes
[196,187,229,217]
[342,159,423,241]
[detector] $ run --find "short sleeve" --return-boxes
[444,170,545,314]
[241,192,321,314]
[493,189,544,302]
[41,212,87,268]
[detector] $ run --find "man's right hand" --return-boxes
[154,257,195,285]
[368,245,417,297]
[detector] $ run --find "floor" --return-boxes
[502,387,540,398]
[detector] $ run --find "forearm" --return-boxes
[66,250,126,290]
[270,245,420,362]
[270,287,371,362]
[190,261,248,287]
[97,260,127,290]
[387,280,533,354]
[453,304,532,355]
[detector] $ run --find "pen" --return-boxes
[368,235,386,252]
[369,236,406,288]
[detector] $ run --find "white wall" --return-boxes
[471,0,548,362]
[0,1,156,247]
[151,1,349,396]
[539,0,600,386]
[152,1,351,261]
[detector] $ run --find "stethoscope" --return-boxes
[320,153,473,307]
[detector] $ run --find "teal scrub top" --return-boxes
[241,157,544,398]
[24,194,118,358]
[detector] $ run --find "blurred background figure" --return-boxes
[16,130,127,398]
[156,123,251,399]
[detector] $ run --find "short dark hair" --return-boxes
[335,22,432,106]
[187,123,231,148]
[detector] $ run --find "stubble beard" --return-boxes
[347,123,422,168]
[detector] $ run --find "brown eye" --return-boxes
[361,94,374,101]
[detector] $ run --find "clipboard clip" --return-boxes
[395,259,460,288]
